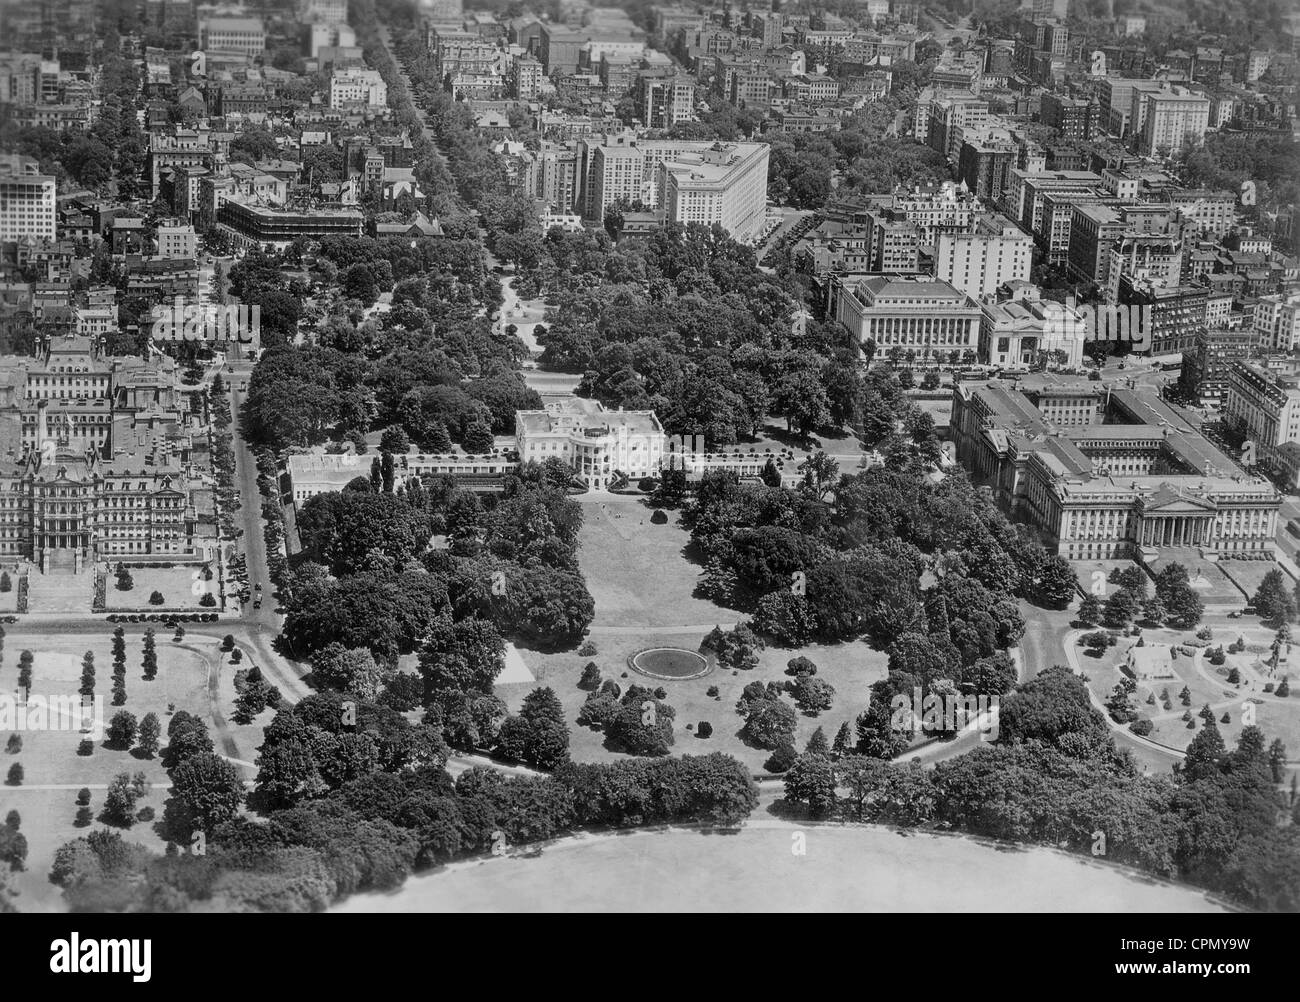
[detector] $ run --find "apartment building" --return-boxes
[1254,292,1300,351]
[1137,89,1211,156]
[0,162,56,241]
[198,16,266,57]
[329,68,387,107]
[656,143,770,242]
[1224,360,1300,467]
[936,219,1033,298]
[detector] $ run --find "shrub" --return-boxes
[137,806,156,823]
[706,685,719,697]
[199,592,216,607]
[1129,719,1153,736]
[654,686,668,699]
[149,591,165,605]
[599,678,621,699]
[0,572,9,592]
[1278,678,1291,697]
[763,742,798,773]
[5,734,19,754]
[577,690,620,729]
[788,675,835,714]
[74,807,93,827]
[5,763,21,785]
[577,640,597,657]
[650,509,668,524]
[578,662,601,690]
[697,721,713,738]
[77,739,94,756]
[76,787,91,806]
[785,657,818,677]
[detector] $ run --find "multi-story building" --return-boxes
[926,93,989,162]
[1098,77,1165,137]
[0,161,56,242]
[782,73,841,104]
[154,221,197,260]
[1181,329,1260,404]
[0,335,217,571]
[1253,293,1300,352]
[514,54,543,99]
[198,16,266,57]
[952,375,1279,560]
[890,182,980,242]
[1224,361,1300,470]
[833,274,982,364]
[1137,89,1211,156]
[1163,188,1235,239]
[329,68,387,108]
[1117,276,1208,355]
[215,199,363,250]
[540,25,587,76]
[516,398,665,490]
[729,65,775,108]
[957,140,1016,202]
[865,209,920,272]
[979,290,1086,369]
[637,71,695,129]
[537,142,579,214]
[430,27,497,79]
[1040,93,1098,141]
[147,128,215,199]
[299,0,347,24]
[656,142,769,242]
[936,219,1033,298]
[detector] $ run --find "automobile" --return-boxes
[1228,611,1242,619]
[1243,605,1257,615]
[253,599,261,610]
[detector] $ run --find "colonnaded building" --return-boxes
[951,373,1281,561]
[0,335,217,572]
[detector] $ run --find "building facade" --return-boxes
[952,376,1279,560]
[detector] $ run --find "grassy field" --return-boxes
[1078,626,1300,756]
[1218,559,1295,603]
[106,566,216,611]
[500,498,889,772]
[576,498,726,630]
[0,629,266,911]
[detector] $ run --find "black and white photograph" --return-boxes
[0,0,1295,967]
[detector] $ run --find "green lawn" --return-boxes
[575,499,726,630]
[0,629,267,911]
[506,634,886,773]
[1078,626,1300,757]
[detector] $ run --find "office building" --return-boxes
[952,375,1279,560]
[936,220,1033,298]
[833,274,983,364]
[0,163,56,241]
